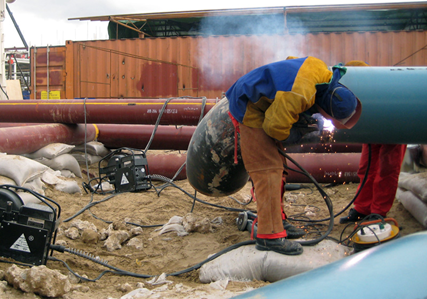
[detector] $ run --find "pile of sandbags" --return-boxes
[0,142,111,199]
[70,141,110,166]
[397,171,427,228]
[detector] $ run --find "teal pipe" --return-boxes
[335,67,427,144]
[232,231,427,299]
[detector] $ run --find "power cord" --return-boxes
[48,240,255,281]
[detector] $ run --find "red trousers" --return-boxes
[354,144,407,217]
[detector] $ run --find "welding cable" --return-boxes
[151,174,254,213]
[283,144,371,223]
[148,97,207,193]
[144,96,207,153]
[64,185,163,228]
[62,192,119,223]
[48,256,121,282]
[278,149,334,246]
[69,173,251,227]
[49,240,255,281]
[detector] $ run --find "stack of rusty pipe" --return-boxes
[1,67,426,193]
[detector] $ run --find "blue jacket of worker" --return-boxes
[226,56,334,141]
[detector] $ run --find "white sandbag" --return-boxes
[0,155,49,186]
[41,170,81,194]
[0,175,16,185]
[55,180,81,194]
[396,188,427,228]
[35,154,82,178]
[398,172,427,202]
[41,170,63,185]
[71,152,103,165]
[199,240,350,283]
[72,141,110,157]
[23,177,45,196]
[17,192,42,205]
[60,170,76,178]
[25,143,75,159]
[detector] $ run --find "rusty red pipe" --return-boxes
[285,153,360,183]
[0,98,216,125]
[0,123,41,128]
[147,153,360,183]
[0,124,98,155]
[96,124,194,150]
[0,123,361,153]
[96,124,362,152]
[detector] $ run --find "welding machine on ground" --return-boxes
[0,186,60,265]
[99,147,151,193]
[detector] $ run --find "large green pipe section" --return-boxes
[335,66,427,144]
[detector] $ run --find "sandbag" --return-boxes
[41,170,81,194]
[0,175,16,185]
[396,188,427,228]
[199,240,350,283]
[0,155,49,186]
[71,152,103,165]
[72,141,110,157]
[25,143,75,159]
[54,180,81,194]
[23,177,45,196]
[398,172,427,202]
[35,154,82,178]
[60,170,76,178]
[17,192,42,205]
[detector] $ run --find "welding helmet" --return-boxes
[314,65,362,129]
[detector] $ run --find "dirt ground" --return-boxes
[0,154,425,299]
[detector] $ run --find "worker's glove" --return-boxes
[281,113,323,146]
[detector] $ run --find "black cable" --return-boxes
[11,54,30,89]
[49,240,255,281]
[63,192,119,223]
[151,174,254,213]
[0,85,9,100]
[284,144,372,223]
[278,149,334,246]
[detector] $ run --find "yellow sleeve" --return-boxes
[262,57,332,140]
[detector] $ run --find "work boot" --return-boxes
[339,208,367,224]
[256,237,303,255]
[283,220,306,239]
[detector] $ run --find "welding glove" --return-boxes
[281,113,322,146]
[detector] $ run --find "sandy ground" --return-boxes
[0,154,425,299]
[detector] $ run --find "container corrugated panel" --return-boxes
[71,38,199,99]
[30,46,66,99]
[32,30,427,99]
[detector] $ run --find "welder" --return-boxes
[226,56,362,255]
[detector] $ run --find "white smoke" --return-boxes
[195,12,308,91]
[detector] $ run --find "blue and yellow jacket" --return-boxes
[226,56,333,141]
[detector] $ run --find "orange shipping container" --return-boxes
[30,31,427,100]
